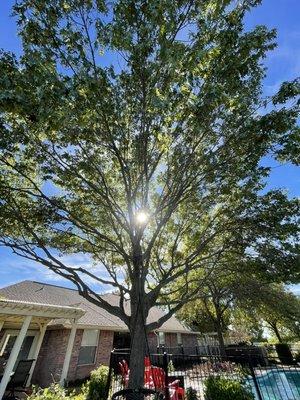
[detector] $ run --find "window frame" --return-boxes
[177,332,182,346]
[157,331,165,346]
[0,330,39,359]
[77,329,100,366]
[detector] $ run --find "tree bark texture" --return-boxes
[127,272,148,390]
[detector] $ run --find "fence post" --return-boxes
[248,358,263,400]
[105,349,115,399]
[163,352,170,400]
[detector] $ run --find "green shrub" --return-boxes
[86,365,109,400]
[168,360,175,373]
[275,343,294,364]
[72,394,86,400]
[27,367,109,400]
[26,384,71,400]
[71,382,89,400]
[186,386,198,400]
[295,351,300,363]
[26,382,88,400]
[205,376,254,400]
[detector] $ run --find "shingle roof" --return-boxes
[0,281,190,333]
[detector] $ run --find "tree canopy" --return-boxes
[178,271,300,347]
[0,0,299,387]
[237,284,300,343]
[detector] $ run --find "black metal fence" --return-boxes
[107,349,300,400]
[156,345,221,357]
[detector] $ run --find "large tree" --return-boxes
[238,284,300,343]
[177,272,234,354]
[0,0,299,388]
[178,274,300,351]
[178,254,300,348]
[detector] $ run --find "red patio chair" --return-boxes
[176,387,185,400]
[119,359,184,400]
[151,367,184,400]
[144,367,154,389]
[122,359,129,375]
[119,361,129,387]
[144,356,151,367]
[151,367,165,391]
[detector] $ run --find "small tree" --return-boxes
[0,0,299,388]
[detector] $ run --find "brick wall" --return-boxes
[30,328,198,387]
[32,329,70,387]
[68,329,114,382]
[165,332,178,348]
[147,332,158,352]
[147,332,199,353]
[96,330,114,366]
[0,329,5,343]
[182,333,198,348]
[32,328,115,387]
[66,328,84,382]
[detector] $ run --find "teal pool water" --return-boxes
[250,369,300,400]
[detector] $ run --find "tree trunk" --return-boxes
[210,295,227,358]
[128,312,146,389]
[215,320,226,357]
[127,241,148,392]
[271,323,283,343]
[214,305,226,357]
[127,283,147,391]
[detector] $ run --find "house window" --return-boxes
[0,331,38,370]
[177,333,182,345]
[158,332,165,346]
[78,329,99,365]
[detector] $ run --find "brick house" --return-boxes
[0,281,198,395]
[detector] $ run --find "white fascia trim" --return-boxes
[156,329,200,334]
[60,323,129,331]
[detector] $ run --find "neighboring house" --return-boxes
[0,280,198,394]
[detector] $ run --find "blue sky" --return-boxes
[0,0,299,293]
